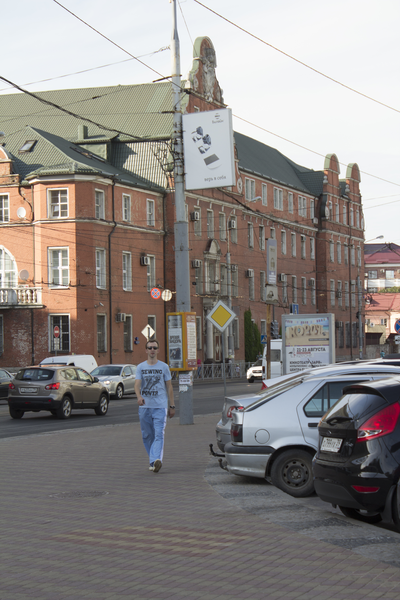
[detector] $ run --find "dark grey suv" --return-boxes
[8,366,110,419]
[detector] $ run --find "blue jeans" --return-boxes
[139,407,168,465]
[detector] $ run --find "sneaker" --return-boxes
[153,459,162,473]
[149,465,155,471]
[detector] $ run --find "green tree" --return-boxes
[244,309,263,363]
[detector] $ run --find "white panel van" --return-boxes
[39,355,98,373]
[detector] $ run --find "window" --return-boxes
[292,276,297,303]
[368,270,377,279]
[356,210,360,228]
[249,275,255,301]
[0,315,3,354]
[337,321,344,348]
[50,315,70,352]
[270,227,276,239]
[147,199,155,226]
[195,261,203,295]
[288,192,293,214]
[291,233,296,257]
[350,245,355,266]
[96,249,106,289]
[245,178,255,201]
[147,255,156,291]
[95,190,105,219]
[357,246,361,267]
[219,213,226,241]
[122,195,131,222]
[386,270,395,280]
[0,247,17,287]
[298,196,307,217]
[231,267,238,297]
[310,237,315,260]
[122,252,132,291]
[274,187,283,210]
[259,225,265,250]
[281,230,286,255]
[196,316,202,350]
[330,279,335,307]
[310,199,314,220]
[124,315,133,351]
[350,206,354,226]
[351,281,356,308]
[147,316,156,340]
[229,215,237,243]
[220,264,227,296]
[262,183,267,206]
[232,318,239,349]
[48,189,68,218]
[344,244,349,265]
[260,271,266,301]
[97,314,107,352]
[337,280,343,308]
[337,242,341,264]
[301,235,306,259]
[282,278,288,303]
[301,277,307,305]
[343,204,347,225]
[260,320,267,336]
[310,278,316,305]
[0,195,9,222]
[193,206,201,236]
[207,210,214,238]
[345,281,349,307]
[48,248,69,287]
[329,240,334,263]
[248,223,254,248]
[335,203,340,222]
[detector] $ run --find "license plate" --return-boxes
[21,387,38,394]
[321,437,342,452]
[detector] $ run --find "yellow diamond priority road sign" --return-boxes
[206,300,236,333]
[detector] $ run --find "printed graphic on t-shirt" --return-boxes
[142,370,162,397]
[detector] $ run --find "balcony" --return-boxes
[0,287,43,307]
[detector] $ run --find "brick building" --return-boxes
[0,36,364,368]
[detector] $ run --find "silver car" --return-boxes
[223,363,400,498]
[91,364,136,399]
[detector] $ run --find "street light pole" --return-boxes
[171,0,193,424]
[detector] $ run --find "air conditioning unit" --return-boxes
[313,217,318,224]
[190,211,200,221]
[246,269,254,278]
[140,256,150,266]
[335,291,342,298]
[192,259,201,268]
[228,220,237,229]
[278,273,286,282]
[115,313,126,322]
[231,264,238,272]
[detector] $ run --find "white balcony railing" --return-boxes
[0,287,43,306]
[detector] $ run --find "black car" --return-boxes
[313,377,400,527]
[0,369,13,398]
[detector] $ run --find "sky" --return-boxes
[1,0,399,244]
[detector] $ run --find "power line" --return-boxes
[193,0,400,115]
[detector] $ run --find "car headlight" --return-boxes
[104,380,111,386]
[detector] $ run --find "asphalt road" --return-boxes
[0,379,258,439]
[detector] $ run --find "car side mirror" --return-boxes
[93,376,99,383]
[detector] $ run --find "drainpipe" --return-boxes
[108,179,117,363]
[31,184,35,364]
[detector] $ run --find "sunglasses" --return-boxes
[147,346,158,350]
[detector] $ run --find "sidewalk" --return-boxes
[1,414,400,600]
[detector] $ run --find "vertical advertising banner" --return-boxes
[282,314,335,374]
[182,108,235,190]
[167,312,197,371]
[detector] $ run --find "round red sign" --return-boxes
[53,326,60,338]
[150,287,161,300]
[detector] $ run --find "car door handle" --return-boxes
[308,422,319,428]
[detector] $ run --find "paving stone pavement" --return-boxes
[1,413,400,600]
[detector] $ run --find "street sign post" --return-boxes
[206,301,236,398]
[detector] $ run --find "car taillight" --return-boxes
[357,402,400,442]
[227,405,244,418]
[261,381,268,391]
[351,485,380,493]
[8,383,15,389]
[231,424,243,442]
[45,382,60,390]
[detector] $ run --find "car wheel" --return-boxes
[248,377,254,383]
[95,394,109,416]
[56,396,72,419]
[270,450,314,497]
[9,407,24,419]
[50,410,57,417]
[338,506,383,524]
[115,384,124,399]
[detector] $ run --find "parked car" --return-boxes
[91,364,136,399]
[222,363,400,497]
[8,365,109,419]
[0,369,13,399]
[313,377,400,527]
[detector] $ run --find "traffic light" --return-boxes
[271,320,279,339]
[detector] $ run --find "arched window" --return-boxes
[0,247,17,288]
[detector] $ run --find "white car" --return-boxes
[91,364,136,399]
[223,362,400,497]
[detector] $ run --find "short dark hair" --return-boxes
[146,338,159,349]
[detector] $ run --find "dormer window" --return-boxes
[18,140,37,153]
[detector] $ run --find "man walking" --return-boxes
[135,339,175,473]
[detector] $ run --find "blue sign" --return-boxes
[261,334,267,344]
[395,319,400,333]
[290,303,299,314]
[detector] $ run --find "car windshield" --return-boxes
[16,368,54,381]
[92,366,122,377]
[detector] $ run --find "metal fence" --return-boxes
[171,362,252,381]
